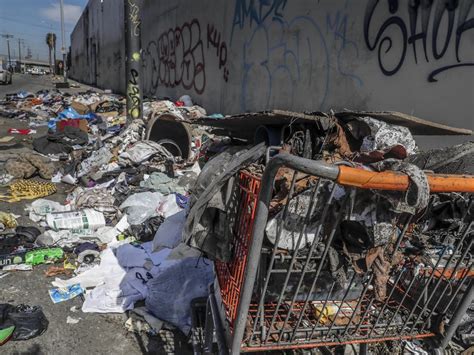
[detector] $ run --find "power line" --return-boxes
[0,16,74,33]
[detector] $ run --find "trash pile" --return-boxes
[0,88,472,352]
[0,89,217,344]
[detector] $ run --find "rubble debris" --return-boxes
[66,316,81,325]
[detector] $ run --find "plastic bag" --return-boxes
[49,284,84,304]
[0,304,48,340]
[119,192,163,225]
[28,199,71,222]
[156,194,182,218]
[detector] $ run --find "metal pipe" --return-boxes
[124,0,143,122]
[251,171,297,343]
[436,281,474,350]
[203,298,214,354]
[209,286,230,355]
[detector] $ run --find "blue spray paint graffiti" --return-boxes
[241,16,330,112]
[326,4,363,87]
[231,0,288,43]
[240,1,362,112]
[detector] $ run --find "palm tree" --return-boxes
[46,33,56,74]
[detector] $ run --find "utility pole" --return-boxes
[57,0,69,87]
[124,0,143,122]
[18,39,23,73]
[1,34,14,70]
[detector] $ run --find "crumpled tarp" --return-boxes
[183,143,266,261]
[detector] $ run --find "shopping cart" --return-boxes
[192,153,474,354]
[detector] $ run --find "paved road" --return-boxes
[0,74,191,355]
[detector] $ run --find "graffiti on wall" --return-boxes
[128,0,141,37]
[143,19,206,95]
[240,1,362,111]
[364,0,474,81]
[143,19,231,95]
[231,0,288,42]
[207,24,230,81]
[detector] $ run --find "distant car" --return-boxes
[0,61,12,84]
[30,68,42,76]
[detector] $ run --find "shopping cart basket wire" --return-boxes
[202,153,474,354]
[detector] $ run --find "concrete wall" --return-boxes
[71,0,474,136]
[70,0,125,92]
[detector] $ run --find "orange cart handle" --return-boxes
[337,165,474,193]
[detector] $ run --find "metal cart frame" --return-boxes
[194,153,474,354]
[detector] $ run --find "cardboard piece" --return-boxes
[71,101,90,115]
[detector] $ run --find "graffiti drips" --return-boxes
[207,24,230,81]
[364,0,474,81]
[231,0,288,43]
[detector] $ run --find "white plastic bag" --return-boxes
[28,199,72,222]
[119,191,164,225]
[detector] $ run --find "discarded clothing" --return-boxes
[119,140,174,166]
[145,245,214,334]
[152,210,186,252]
[33,126,88,155]
[5,153,55,179]
[74,188,117,218]
[357,116,418,155]
[371,160,430,214]
[140,172,186,195]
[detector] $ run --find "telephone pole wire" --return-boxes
[1,34,14,70]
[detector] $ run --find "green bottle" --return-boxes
[25,248,64,266]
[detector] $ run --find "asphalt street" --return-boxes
[0,74,191,355]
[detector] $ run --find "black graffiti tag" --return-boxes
[154,19,206,94]
[128,68,141,118]
[207,24,230,82]
[364,0,474,81]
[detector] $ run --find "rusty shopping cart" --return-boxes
[193,153,474,354]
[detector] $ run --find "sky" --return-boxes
[0,0,88,62]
